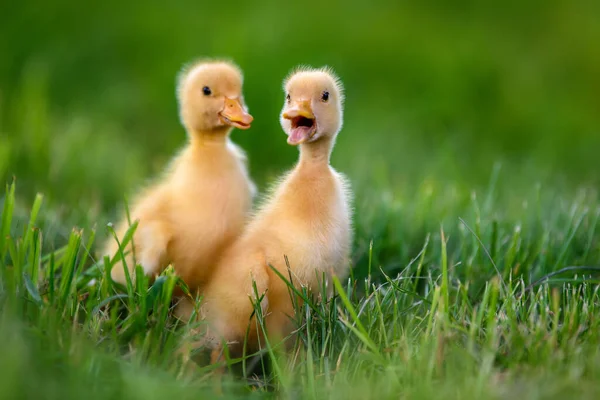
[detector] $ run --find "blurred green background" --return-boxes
[1,0,599,226]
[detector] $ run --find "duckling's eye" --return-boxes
[321,91,330,102]
[286,94,290,103]
[202,86,212,96]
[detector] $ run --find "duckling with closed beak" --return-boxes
[103,59,256,292]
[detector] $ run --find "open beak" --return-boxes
[219,97,253,130]
[283,100,317,145]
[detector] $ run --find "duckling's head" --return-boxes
[177,60,253,135]
[280,66,344,146]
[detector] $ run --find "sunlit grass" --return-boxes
[2,173,600,399]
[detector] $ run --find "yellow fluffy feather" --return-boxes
[103,60,256,291]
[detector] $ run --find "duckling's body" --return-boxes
[204,158,351,347]
[199,67,352,354]
[103,60,255,289]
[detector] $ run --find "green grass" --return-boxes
[2,169,600,399]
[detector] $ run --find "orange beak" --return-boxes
[283,100,317,145]
[282,100,314,120]
[219,97,253,130]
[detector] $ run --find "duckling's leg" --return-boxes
[265,310,297,351]
[173,296,197,322]
[210,344,226,395]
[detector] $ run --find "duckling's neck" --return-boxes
[188,127,232,148]
[298,137,333,167]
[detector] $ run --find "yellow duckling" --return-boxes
[199,66,352,360]
[103,59,256,291]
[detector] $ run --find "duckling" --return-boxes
[199,66,352,359]
[103,59,256,291]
